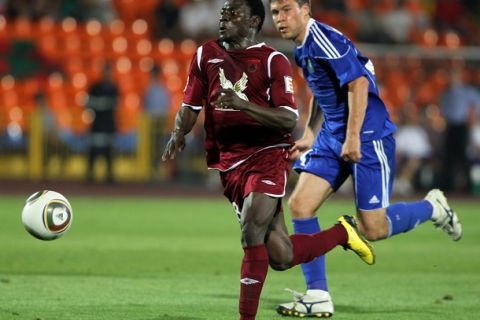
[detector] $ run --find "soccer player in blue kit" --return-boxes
[269,0,463,317]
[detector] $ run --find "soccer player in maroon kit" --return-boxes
[162,0,374,318]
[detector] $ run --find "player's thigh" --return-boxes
[241,192,279,230]
[290,137,349,217]
[288,172,333,218]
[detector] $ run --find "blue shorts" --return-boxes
[293,131,396,211]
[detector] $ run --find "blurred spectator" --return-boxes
[180,0,223,41]
[85,62,118,184]
[439,65,480,193]
[433,0,465,33]
[6,0,59,21]
[394,103,432,195]
[2,40,59,79]
[153,0,182,40]
[143,64,171,180]
[36,90,68,177]
[81,0,117,23]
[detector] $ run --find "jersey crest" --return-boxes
[219,68,249,101]
[306,58,314,73]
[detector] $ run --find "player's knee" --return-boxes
[361,226,387,241]
[241,222,268,246]
[268,258,291,271]
[287,195,306,218]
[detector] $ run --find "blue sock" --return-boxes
[386,200,433,237]
[292,217,328,291]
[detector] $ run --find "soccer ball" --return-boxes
[21,190,73,241]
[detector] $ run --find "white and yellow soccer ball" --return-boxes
[21,190,73,240]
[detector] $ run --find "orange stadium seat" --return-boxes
[0,16,9,41]
[154,38,175,60]
[37,35,59,60]
[13,17,33,40]
[37,16,56,36]
[85,36,105,60]
[116,92,141,133]
[130,19,150,40]
[135,38,153,59]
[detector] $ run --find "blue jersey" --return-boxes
[294,19,396,142]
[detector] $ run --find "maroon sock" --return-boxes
[239,244,269,320]
[290,223,347,267]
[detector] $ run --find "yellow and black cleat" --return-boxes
[338,215,375,265]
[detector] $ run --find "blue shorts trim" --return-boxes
[293,131,395,210]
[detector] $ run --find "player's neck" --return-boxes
[293,18,310,46]
[221,33,258,50]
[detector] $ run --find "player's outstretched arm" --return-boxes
[213,88,297,133]
[162,106,199,161]
[341,76,369,162]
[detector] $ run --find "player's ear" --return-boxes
[301,2,311,17]
[249,15,260,31]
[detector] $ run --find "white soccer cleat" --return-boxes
[425,189,462,241]
[276,289,334,318]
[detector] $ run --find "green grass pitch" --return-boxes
[0,195,479,320]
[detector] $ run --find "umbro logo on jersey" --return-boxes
[208,58,224,64]
[368,195,380,204]
[240,277,260,285]
[261,179,276,186]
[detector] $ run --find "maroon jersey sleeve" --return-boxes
[268,52,298,116]
[183,48,205,111]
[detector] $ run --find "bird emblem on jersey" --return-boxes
[219,68,249,101]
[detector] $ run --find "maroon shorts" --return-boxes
[220,148,290,216]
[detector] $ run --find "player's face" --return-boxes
[219,0,251,43]
[270,0,310,44]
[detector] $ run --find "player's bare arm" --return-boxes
[213,88,297,133]
[162,106,199,161]
[291,96,322,159]
[341,76,369,162]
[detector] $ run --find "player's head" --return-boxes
[219,0,265,42]
[269,0,311,44]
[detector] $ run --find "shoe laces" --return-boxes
[433,205,454,231]
[284,288,306,302]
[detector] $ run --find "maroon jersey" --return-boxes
[183,40,298,171]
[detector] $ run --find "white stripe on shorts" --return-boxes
[372,139,390,208]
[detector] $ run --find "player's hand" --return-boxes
[289,137,313,160]
[162,130,186,161]
[212,88,247,110]
[341,136,361,162]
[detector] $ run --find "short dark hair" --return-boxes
[297,0,310,6]
[245,0,265,32]
[269,0,310,7]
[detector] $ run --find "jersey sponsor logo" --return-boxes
[240,277,260,285]
[261,179,276,186]
[207,58,224,64]
[368,195,380,204]
[284,76,294,93]
[219,68,249,101]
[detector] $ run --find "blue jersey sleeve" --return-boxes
[310,23,367,87]
[326,46,367,87]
